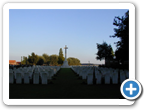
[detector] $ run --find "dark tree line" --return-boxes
[96,11,129,67]
[21,48,81,66]
[111,11,129,63]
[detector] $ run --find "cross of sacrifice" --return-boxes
[64,45,68,61]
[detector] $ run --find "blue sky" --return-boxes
[9,9,128,64]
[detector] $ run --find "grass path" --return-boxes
[9,68,124,99]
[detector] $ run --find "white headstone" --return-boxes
[33,72,39,84]
[53,68,57,74]
[24,72,29,84]
[112,71,118,84]
[9,72,14,84]
[76,68,80,75]
[104,73,110,84]
[95,73,102,84]
[14,69,18,79]
[47,70,52,79]
[78,67,82,76]
[42,73,48,84]
[124,70,129,78]
[120,70,126,83]
[82,71,87,79]
[16,73,22,84]
[87,73,93,85]
[29,72,33,80]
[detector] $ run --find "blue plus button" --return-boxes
[121,79,142,100]
[123,81,139,97]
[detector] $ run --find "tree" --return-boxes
[28,52,39,65]
[37,56,45,65]
[21,56,29,65]
[42,53,50,65]
[111,47,115,57]
[67,57,81,65]
[110,11,129,63]
[58,48,65,65]
[96,42,114,61]
[49,54,58,66]
[67,58,73,65]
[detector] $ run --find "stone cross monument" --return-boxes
[64,45,68,61]
[61,45,70,68]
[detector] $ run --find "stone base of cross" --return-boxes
[61,45,70,68]
[61,60,70,68]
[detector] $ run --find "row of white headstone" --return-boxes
[9,66,60,84]
[71,66,129,85]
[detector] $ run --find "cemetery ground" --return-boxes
[9,68,124,99]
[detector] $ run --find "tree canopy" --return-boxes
[58,48,64,65]
[42,53,50,65]
[28,52,39,65]
[21,56,29,65]
[96,42,114,61]
[110,11,129,62]
[67,57,81,65]
[20,48,82,66]
[49,54,59,66]
[37,56,45,65]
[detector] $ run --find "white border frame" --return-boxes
[3,3,135,105]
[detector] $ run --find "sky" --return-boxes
[9,9,128,64]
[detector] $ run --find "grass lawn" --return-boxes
[9,68,124,99]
